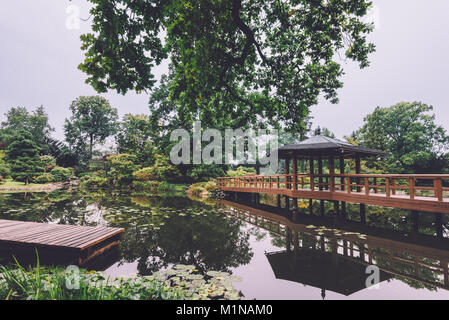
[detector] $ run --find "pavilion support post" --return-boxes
[329,156,335,192]
[339,156,345,191]
[284,158,290,209]
[355,155,361,192]
[318,156,324,216]
[277,194,281,208]
[292,157,297,190]
[234,192,238,202]
[318,156,323,191]
[309,155,314,191]
[339,156,347,220]
[309,199,313,215]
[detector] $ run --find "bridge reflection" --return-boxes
[218,199,449,295]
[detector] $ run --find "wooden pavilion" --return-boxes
[217,135,449,214]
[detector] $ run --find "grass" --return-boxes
[0,179,56,190]
[0,256,242,300]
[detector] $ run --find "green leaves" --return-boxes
[80,0,375,133]
[64,96,119,164]
[353,102,449,173]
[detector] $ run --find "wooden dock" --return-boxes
[0,220,124,266]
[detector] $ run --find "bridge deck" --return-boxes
[217,174,449,214]
[0,220,124,266]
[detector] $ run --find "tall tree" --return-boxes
[0,106,54,153]
[6,131,44,184]
[352,102,449,173]
[116,114,155,166]
[79,0,375,133]
[64,96,119,164]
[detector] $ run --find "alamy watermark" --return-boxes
[366,265,380,289]
[169,121,279,174]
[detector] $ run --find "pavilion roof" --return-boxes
[276,135,386,159]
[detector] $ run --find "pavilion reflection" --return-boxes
[218,199,449,296]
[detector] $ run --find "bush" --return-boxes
[151,154,182,182]
[0,163,10,179]
[133,167,157,181]
[107,154,138,185]
[187,182,207,196]
[80,175,109,189]
[132,180,159,193]
[226,166,257,177]
[33,173,54,184]
[204,181,218,192]
[40,155,56,172]
[187,164,225,182]
[50,166,72,182]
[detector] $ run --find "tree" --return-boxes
[106,154,139,186]
[116,114,155,166]
[352,102,449,173]
[64,96,118,164]
[79,0,375,133]
[0,106,54,153]
[313,126,335,138]
[6,131,44,184]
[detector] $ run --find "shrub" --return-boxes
[40,155,56,172]
[204,181,218,192]
[133,167,157,181]
[226,166,257,177]
[187,164,225,182]
[80,175,109,189]
[33,173,54,184]
[187,182,207,196]
[132,180,159,193]
[107,153,138,185]
[50,166,72,182]
[151,154,182,182]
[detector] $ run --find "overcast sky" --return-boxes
[1,0,448,141]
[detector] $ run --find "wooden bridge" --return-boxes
[217,135,449,214]
[0,220,124,266]
[217,173,449,214]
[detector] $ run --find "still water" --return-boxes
[0,189,448,300]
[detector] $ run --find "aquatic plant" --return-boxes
[0,260,242,300]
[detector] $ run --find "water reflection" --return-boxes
[0,190,449,299]
[219,197,449,295]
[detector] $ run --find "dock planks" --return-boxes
[0,219,124,266]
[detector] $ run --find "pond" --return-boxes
[0,189,448,300]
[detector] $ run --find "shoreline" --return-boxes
[0,182,65,192]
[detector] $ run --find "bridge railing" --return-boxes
[216,174,449,201]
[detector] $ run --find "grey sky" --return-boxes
[1,0,448,141]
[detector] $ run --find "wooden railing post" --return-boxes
[386,178,391,197]
[434,178,443,201]
[373,178,378,193]
[347,177,351,193]
[409,178,415,200]
[365,177,370,196]
[292,157,298,190]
